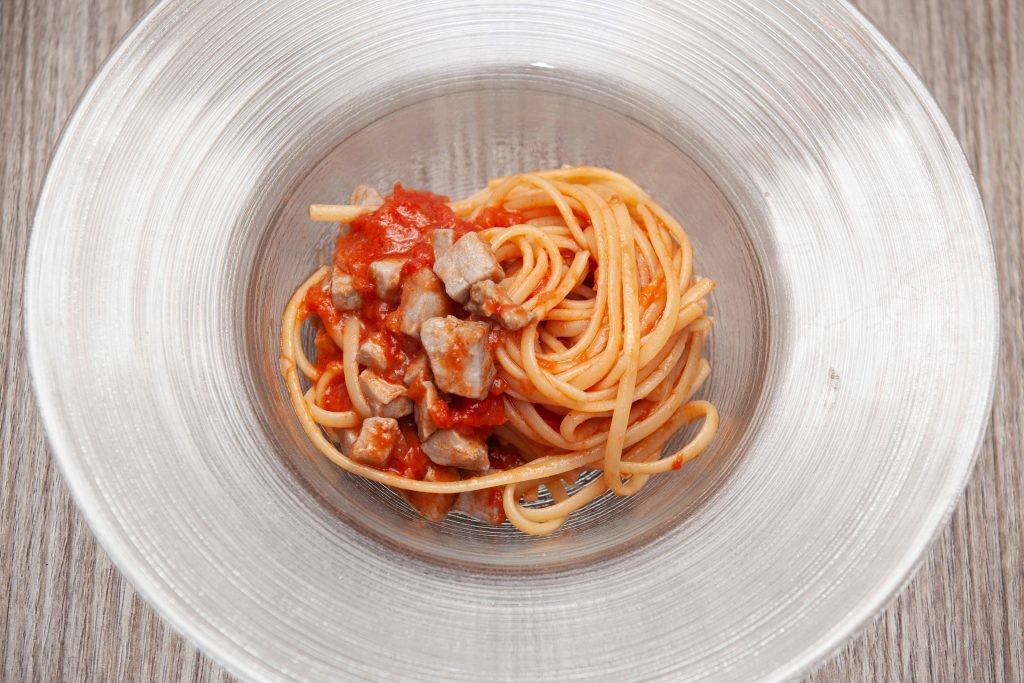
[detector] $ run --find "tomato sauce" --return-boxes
[535,406,565,431]
[473,206,525,230]
[305,186,531,513]
[639,277,664,307]
[385,426,430,480]
[319,361,353,412]
[528,276,549,300]
[429,393,507,430]
[488,443,525,471]
[312,329,342,370]
[337,185,469,294]
[304,282,342,330]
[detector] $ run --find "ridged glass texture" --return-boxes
[25,0,997,681]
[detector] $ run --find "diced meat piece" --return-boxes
[350,184,383,206]
[356,335,387,371]
[397,268,451,340]
[403,353,431,387]
[421,429,489,471]
[401,463,459,521]
[336,427,359,456]
[331,266,361,310]
[431,229,455,260]
[420,316,495,400]
[431,232,504,303]
[414,380,444,442]
[350,417,398,466]
[369,258,406,301]
[466,280,536,331]
[359,370,413,418]
[454,489,506,526]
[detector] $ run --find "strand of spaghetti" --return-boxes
[341,316,372,418]
[310,190,487,223]
[314,362,342,405]
[603,200,643,494]
[502,482,567,535]
[304,388,361,429]
[308,362,361,428]
[308,204,376,222]
[501,301,703,412]
[281,267,328,379]
[545,183,621,370]
[483,226,564,301]
[515,200,623,400]
[508,400,717,524]
[292,318,319,382]
[477,174,588,248]
[522,184,614,363]
[557,335,687,441]
[508,326,707,453]
[619,401,719,475]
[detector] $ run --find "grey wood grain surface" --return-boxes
[1,0,1020,680]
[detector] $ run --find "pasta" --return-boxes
[280,166,719,534]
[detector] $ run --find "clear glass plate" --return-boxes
[26,0,997,680]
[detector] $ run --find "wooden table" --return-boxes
[2,1,1020,680]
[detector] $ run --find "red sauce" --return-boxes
[359,297,392,327]
[429,394,507,430]
[473,206,525,230]
[489,443,525,471]
[639,277,664,307]
[528,276,549,299]
[481,488,506,526]
[319,361,352,412]
[336,185,475,294]
[313,329,342,371]
[385,427,430,480]
[488,487,504,508]
[304,281,342,330]
[535,406,565,431]
[671,457,683,470]
[305,186,532,517]
[537,357,559,371]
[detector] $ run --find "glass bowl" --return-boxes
[26,0,997,680]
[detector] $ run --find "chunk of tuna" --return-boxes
[431,229,455,260]
[337,427,359,456]
[350,417,398,466]
[414,380,444,442]
[421,429,489,471]
[369,258,406,301]
[466,280,536,331]
[401,463,459,521]
[403,353,431,387]
[356,335,387,372]
[359,369,413,418]
[420,316,495,400]
[331,266,362,310]
[350,184,383,206]
[397,268,451,340]
[454,489,506,526]
[431,232,504,302]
